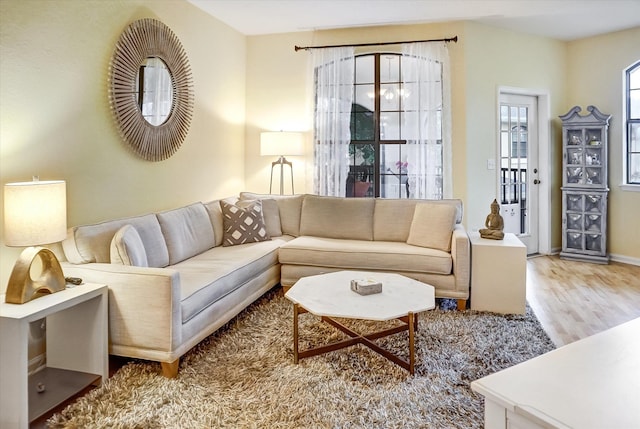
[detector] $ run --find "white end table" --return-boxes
[471,317,640,428]
[0,283,108,428]
[469,232,526,314]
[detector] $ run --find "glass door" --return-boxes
[499,94,539,254]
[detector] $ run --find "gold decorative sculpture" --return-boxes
[479,199,505,240]
[5,247,66,304]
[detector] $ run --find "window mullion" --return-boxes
[374,54,381,197]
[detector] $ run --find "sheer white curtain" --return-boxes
[402,42,452,199]
[312,47,355,196]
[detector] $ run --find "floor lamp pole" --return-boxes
[270,156,294,195]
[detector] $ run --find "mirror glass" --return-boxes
[136,57,173,126]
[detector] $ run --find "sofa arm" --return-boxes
[450,225,470,298]
[61,262,182,354]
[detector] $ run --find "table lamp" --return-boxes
[260,131,304,194]
[3,179,67,304]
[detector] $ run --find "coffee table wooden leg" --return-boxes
[408,312,415,375]
[293,303,299,364]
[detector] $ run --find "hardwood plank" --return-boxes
[527,255,640,347]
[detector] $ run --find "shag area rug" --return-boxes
[48,289,555,428]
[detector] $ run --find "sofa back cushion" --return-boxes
[373,199,419,242]
[239,192,303,236]
[300,194,375,240]
[156,202,216,265]
[62,213,169,267]
[204,197,237,247]
[373,198,463,242]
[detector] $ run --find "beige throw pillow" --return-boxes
[221,200,270,246]
[110,224,149,267]
[407,203,457,252]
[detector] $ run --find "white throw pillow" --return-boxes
[110,224,149,267]
[406,203,457,252]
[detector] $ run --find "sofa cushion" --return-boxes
[299,194,375,240]
[157,203,216,265]
[406,203,457,252]
[261,198,282,237]
[62,213,169,267]
[279,236,452,275]
[221,200,270,246]
[110,225,149,267]
[238,198,282,237]
[204,197,237,247]
[175,237,289,323]
[239,192,303,236]
[373,199,419,242]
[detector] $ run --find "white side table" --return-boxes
[0,283,108,428]
[469,232,526,314]
[471,317,640,428]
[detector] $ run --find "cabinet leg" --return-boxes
[161,359,179,378]
[457,299,467,311]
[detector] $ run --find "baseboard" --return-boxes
[610,253,640,267]
[533,249,639,267]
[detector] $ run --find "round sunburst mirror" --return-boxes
[108,18,194,161]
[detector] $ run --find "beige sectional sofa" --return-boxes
[56,193,469,377]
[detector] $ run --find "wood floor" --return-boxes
[526,254,640,347]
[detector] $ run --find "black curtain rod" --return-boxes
[294,35,457,51]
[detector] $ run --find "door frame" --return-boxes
[497,86,551,255]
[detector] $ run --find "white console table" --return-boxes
[471,317,640,428]
[469,232,526,314]
[0,284,108,428]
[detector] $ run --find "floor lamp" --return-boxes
[260,131,304,195]
[3,179,67,304]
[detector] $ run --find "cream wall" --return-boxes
[245,22,468,199]
[462,22,567,243]
[0,0,247,291]
[566,27,640,262]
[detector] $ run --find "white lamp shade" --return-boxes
[260,131,304,156]
[3,180,67,247]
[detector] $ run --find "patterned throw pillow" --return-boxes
[221,200,270,246]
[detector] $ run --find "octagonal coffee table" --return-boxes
[285,271,435,375]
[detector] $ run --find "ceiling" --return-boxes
[188,0,640,41]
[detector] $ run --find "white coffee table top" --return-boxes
[285,271,435,321]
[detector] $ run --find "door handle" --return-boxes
[533,179,541,185]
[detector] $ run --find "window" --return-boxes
[347,53,444,198]
[624,61,640,187]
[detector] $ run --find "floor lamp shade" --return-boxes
[3,180,67,304]
[260,132,304,194]
[260,132,304,157]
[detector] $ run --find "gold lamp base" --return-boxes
[5,246,66,304]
